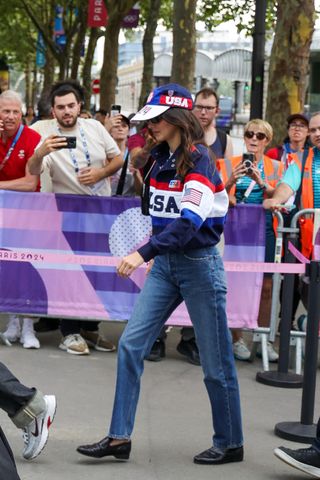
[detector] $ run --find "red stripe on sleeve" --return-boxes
[185,173,224,193]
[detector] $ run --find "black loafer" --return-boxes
[77,437,131,460]
[194,445,244,465]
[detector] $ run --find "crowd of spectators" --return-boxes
[0,80,313,368]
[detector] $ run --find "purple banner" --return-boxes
[0,193,265,328]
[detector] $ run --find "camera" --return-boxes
[110,104,121,117]
[242,153,254,174]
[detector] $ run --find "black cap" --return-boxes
[287,113,309,127]
[120,114,130,127]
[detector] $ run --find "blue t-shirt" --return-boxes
[282,148,320,208]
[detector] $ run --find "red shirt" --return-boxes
[127,128,148,151]
[0,124,41,189]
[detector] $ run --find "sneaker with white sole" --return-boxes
[274,445,320,478]
[22,395,56,460]
[257,341,279,362]
[20,318,40,349]
[233,338,251,361]
[59,334,89,355]
[3,315,21,342]
[80,330,116,352]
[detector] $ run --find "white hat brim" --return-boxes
[130,105,170,122]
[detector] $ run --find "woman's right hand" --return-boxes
[225,162,246,190]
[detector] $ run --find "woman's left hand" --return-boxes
[248,164,262,184]
[117,251,144,278]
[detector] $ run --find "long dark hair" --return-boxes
[159,108,210,179]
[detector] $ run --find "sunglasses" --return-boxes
[244,130,267,141]
[148,115,164,124]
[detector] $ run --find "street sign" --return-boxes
[92,78,100,94]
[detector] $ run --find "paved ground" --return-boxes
[0,319,318,480]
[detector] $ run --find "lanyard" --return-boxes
[57,125,91,173]
[0,124,24,171]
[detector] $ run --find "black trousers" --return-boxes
[0,362,35,417]
[0,427,21,480]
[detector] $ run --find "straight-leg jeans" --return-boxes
[108,247,243,449]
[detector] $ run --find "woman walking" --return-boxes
[77,84,244,465]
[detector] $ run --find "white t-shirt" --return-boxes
[30,118,120,196]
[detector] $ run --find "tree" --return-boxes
[170,0,197,90]
[138,0,162,108]
[265,0,315,144]
[100,0,136,111]
[19,0,85,79]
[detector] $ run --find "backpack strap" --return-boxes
[216,129,227,156]
[115,149,130,196]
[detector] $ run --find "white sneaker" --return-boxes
[233,338,251,361]
[59,334,89,355]
[20,318,40,349]
[22,395,56,460]
[257,341,279,362]
[3,315,21,342]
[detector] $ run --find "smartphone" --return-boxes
[110,104,121,117]
[54,136,77,149]
[242,153,254,174]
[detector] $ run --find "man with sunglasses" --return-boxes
[193,87,233,160]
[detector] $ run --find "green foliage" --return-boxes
[0,1,37,66]
[131,0,173,30]
[198,0,277,34]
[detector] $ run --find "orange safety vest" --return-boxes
[289,147,315,259]
[217,155,284,239]
[217,155,284,197]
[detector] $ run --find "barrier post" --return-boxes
[274,260,320,442]
[256,228,303,387]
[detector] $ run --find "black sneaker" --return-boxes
[194,446,244,465]
[177,338,200,365]
[274,446,320,478]
[145,339,165,362]
[34,318,60,333]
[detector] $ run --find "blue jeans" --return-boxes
[108,246,243,449]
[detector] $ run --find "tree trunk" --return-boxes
[82,28,101,109]
[70,4,88,79]
[265,0,315,145]
[138,0,162,109]
[43,49,55,92]
[100,0,136,111]
[24,59,32,108]
[170,0,197,90]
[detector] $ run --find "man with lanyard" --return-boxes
[193,87,233,160]
[28,80,123,356]
[0,90,41,349]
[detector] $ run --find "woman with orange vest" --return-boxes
[218,119,284,362]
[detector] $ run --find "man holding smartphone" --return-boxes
[28,80,123,355]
